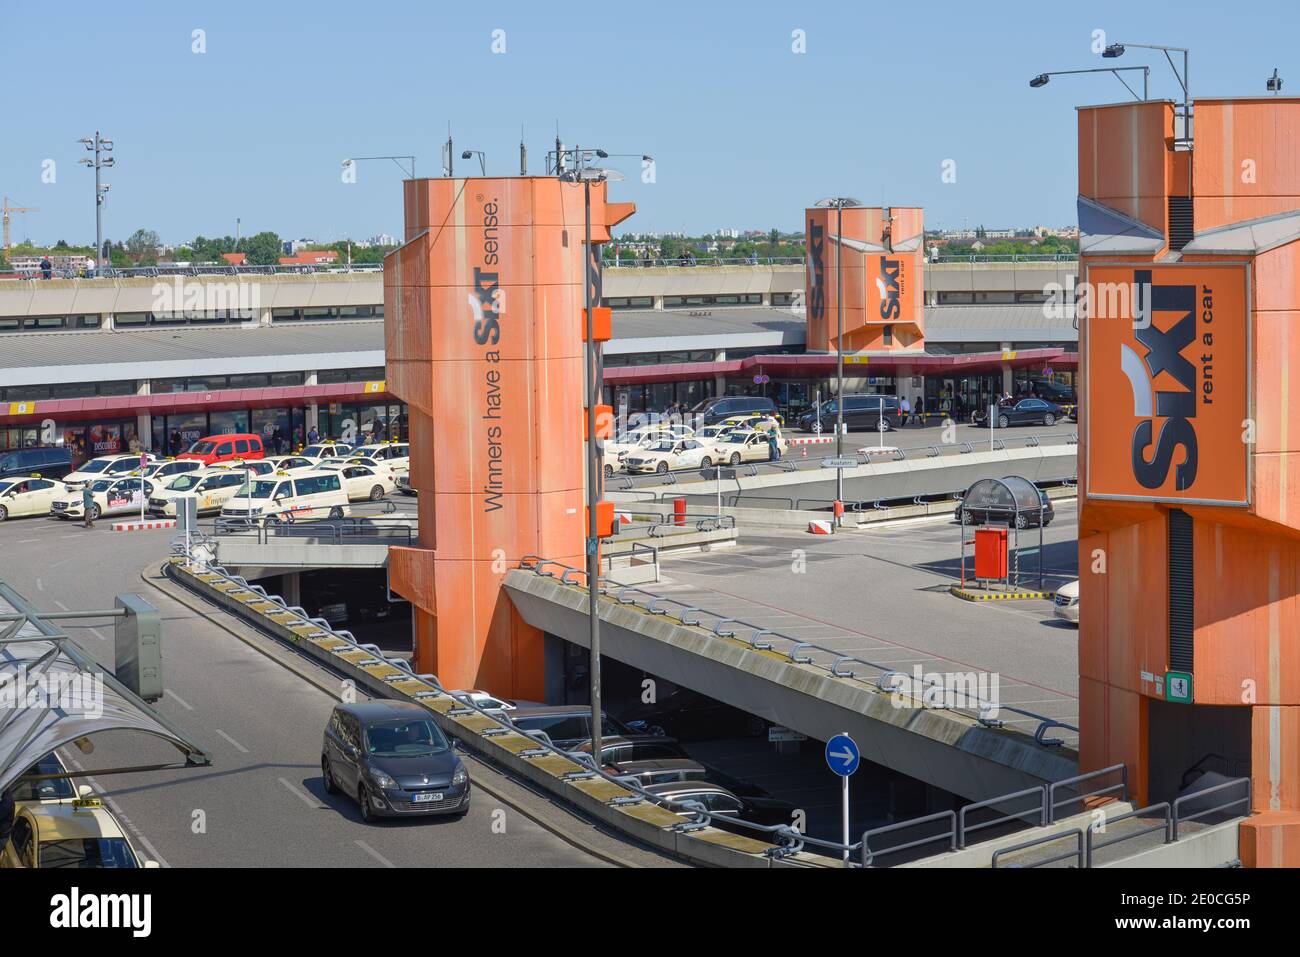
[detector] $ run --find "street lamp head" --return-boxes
[79,138,93,148]
[642,154,653,163]
[1102,43,1125,58]
[1029,73,1050,88]
[595,149,609,158]
[461,150,472,159]
[1268,68,1283,93]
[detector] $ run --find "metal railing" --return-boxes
[1086,802,1171,867]
[211,517,414,546]
[991,829,1085,868]
[1173,777,1252,841]
[604,256,804,268]
[1048,764,1127,823]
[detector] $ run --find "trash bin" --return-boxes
[974,526,1008,581]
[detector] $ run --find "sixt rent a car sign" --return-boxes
[1085,263,1250,506]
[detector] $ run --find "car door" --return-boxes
[677,439,707,469]
[341,466,369,500]
[23,479,57,516]
[103,479,136,515]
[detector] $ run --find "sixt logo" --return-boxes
[1120,269,1198,490]
[876,256,902,320]
[807,219,825,322]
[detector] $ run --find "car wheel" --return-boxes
[701,456,712,468]
[1015,513,1028,529]
[1043,413,1056,426]
[0,505,7,522]
[603,464,613,479]
[729,453,741,466]
[369,485,385,501]
[358,783,376,823]
[998,415,1010,429]
[656,461,669,475]
[322,756,338,794]
[646,723,668,738]
[90,504,101,521]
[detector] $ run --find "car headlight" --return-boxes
[452,766,468,786]
[368,768,396,789]
[251,506,263,514]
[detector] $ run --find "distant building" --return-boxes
[222,252,247,266]
[278,250,339,266]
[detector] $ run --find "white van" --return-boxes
[220,470,350,523]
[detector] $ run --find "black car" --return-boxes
[566,734,690,765]
[797,394,899,433]
[956,476,1055,528]
[506,705,635,749]
[620,687,770,741]
[321,700,469,821]
[0,446,73,481]
[642,781,799,834]
[1030,380,1076,404]
[972,397,1062,429]
[690,395,780,426]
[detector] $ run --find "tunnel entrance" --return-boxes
[1146,698,1251,805]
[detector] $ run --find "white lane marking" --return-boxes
[214,729,250,754]
[62,753,170,868]
[52,600,68,610]
[36,578,44,592]
[165,688,195,711]
[16,538,39,544]
[354,840,397,868]
[85,627,108,641]
[278,776,325,809]
[50,556,76,568]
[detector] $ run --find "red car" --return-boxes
[178,433,266,465]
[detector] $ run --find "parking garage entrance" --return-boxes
[1146,698,1251,806]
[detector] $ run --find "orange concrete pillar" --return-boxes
[384,176,632,698]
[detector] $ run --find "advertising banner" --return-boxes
[1084,262,1250,505]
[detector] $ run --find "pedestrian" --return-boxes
[307,425,320,445]
[914,396,925,426]
[82,484,95,528]
[40,256,53,280]
[169,430,181,456]
[767,430,781,461]
[899,395,910,426]
[0,788,14,858]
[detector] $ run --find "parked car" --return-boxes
[798,394,898,433]
[605,758,712,787]
[178,433,266,465]
[50,476,156,521]
[707,428,788,466]
[620,687,771,741]
[0,792,158,868]
[1054,579,1080,624]
[642,781,799,833]
[972,398,1063,429]
[321,700,470,821]
[955,476,1054,528]
[0,476,66,521]
[60,453,152,488]
[505,705,635,749]
[690,395,782,426]
[623,437,715,474]
[0,446,73,481]
[566,734,690,765]
[1030,380,1076,404]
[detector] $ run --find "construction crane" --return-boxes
[2,196,39,251]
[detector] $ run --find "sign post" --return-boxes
[139,452,148,523]
[825,732,860,865]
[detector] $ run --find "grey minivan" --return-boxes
[322,701,469,822]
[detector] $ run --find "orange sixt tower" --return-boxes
[384,176,632,700]
[803,205,925,353]
[1077,96,1300,865]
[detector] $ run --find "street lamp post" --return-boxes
[79,132,114,273]
[341,155,417,180]
[461,150,487,176]
[814,197,863,524]
[1028,66,1150,101]
[1104,42,1190,144]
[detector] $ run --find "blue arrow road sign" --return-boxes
[825,733,860,777]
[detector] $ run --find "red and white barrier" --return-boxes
[614,510,634,526]
[807,520,834,535]
[788,436,835,446]
[112,519,178,532]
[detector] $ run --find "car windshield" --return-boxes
[649,441,676,452]
[364,718,449,757]
[86,480,114,492]
[166,474,203,491]
[353,447,380,457]
[722,433,752,444]
[0,481,15,494]
[40,837,138,869]
[77,459,112,474]
[11,756,75,802]
[302,445,336,458]
[235,480,282,499]
[189,441,217,455]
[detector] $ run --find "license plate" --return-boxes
[412,792,443,803]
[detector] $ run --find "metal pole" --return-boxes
[583,173,603,768]
[835,202,845,516]
[716,463,721,519]
[842,769,850,865]
[94,133,103,273]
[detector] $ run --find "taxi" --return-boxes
[138,458,204,484]
[220,469,350,523]
[351,441,410,477]
[148,466,248,516]
[316,460,397,501]
[301,441,354,462]
[60,453,154,488]
[0,474,66,521]
[719,413,781,434]
[707,428,788,465]
[0,791,158,869]
[261,455,318,474]
[604,424,695,461]
[623,437,715,475]
[49,476,156,521]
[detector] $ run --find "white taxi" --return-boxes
[148,467,249,516]
[61,453,153,488]
[0,475,66,521]
[352,441,410,477]
[0,791,158,869]
[50,476,156,521]
[623,438,716,475]
[317,461,396,501]
[301,441,354,462]
[220,470,350,524]
[604,424,695,461]
[707,428,788,465]
[261,455,319,474]
[139,457,204,484]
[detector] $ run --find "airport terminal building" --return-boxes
[0,252,1078,465]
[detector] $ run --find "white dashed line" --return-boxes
[214,729,250,754]
[278,776,325,809]
[165,688,195,711]
[36,578,44,592]
[354,840,397,868]
[52,600,68,610]
[50,556,76,568]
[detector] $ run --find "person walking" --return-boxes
[307,425,320,445]
[82,484,96,528]
[899,395,911,427]
[767,430,781,462]
[914,396,925,426]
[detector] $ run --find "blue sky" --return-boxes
[2,0,1295,245]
